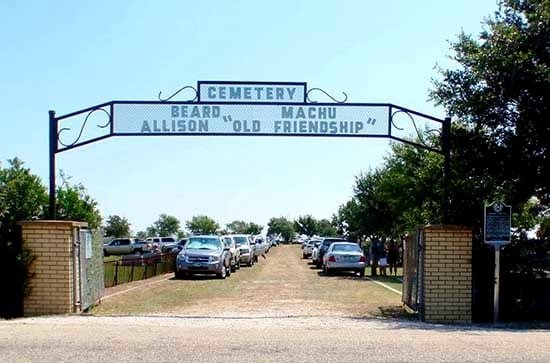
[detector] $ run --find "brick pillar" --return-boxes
[422,225,472,324]
[18,220,87,316]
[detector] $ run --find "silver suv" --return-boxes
[232,234,255,267]
[222,235,241,272]
[175,235,232,279]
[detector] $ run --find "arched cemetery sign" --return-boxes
[49,81,451,221]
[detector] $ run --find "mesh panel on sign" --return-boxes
[113,103,389,136]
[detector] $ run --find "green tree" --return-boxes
[245,222,263,235]
[430,0,550,210]
[136,231,147,239]
[104,215,131,238]
[294,215,317,236]
[226,220,263,235]
[55,172,102,229]
[267,217,295,242]
[226,220,248,234]
[316,218,337,237]
[150,214,181,236]
[186,215,219,235]
[0,158,48,318]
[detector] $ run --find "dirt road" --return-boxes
[93,244,402,317]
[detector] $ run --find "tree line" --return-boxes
[104,213,338,242]
[104,214,264,239]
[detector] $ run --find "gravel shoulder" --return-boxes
[2,315,549,362]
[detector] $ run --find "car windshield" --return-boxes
[234,236,248,245]
[186,237,222,250]
[332,244,361,252]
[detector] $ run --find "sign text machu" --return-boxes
[113,103,387,137]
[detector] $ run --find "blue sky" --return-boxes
[0,0,498,233]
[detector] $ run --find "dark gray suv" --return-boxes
[175,235,232,279]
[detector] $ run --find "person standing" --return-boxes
[387,240,399,276]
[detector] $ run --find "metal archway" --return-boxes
[49,81,451,222]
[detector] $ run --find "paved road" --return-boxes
[1,315,549,362]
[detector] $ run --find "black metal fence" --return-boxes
[472,235,550,322]
[104,252,176,288]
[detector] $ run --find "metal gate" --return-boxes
[78,229,104,312]
[402,228,424,315]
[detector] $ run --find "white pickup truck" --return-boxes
[103,238,151,256]
[145,236,178,252]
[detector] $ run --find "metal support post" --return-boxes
[494,245,501,323]
[49,110,57,219]
[442,117,451,224]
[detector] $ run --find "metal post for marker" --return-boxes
[49,110,57,219]
[484,201,511,324]
[494,245,501,323]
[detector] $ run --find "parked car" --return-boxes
[103,238,151,256]
[223,235,241,272]
[322,242,366,277]
[303,238,322,258]
[232,234,255,266]
[311,244,320,264]
[170,238,188,254]
[253,235,268,260]
[175,235,232,279]
[145,236,178,253]
[316,237,348,268]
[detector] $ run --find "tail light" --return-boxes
[359,255,366,262]
[328,255,336,262]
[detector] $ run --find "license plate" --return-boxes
[344,256,355,262]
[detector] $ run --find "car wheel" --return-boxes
[175,271,185,279]
[103,250,109,257]
[217,265,227,279]
[359,269,365,278]
[236,260,241,270]
[324,266,331,276]
[247,258,253,267]
[226,264,231,277]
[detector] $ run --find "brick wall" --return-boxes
[18,220,87,316]
[422,225,472,324]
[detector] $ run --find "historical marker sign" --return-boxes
[484,201,512,245]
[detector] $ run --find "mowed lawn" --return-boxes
[92,245,407,318]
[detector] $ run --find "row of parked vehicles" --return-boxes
[301,237,366,277]
[174,234,277,279]
[103,236,179,256]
